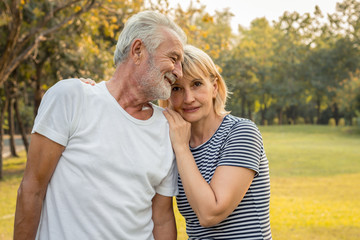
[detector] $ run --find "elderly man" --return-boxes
[14,11,186,240]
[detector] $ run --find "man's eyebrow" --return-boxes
[178,51,184,62]
[171,51,183,62]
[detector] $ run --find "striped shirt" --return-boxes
[176,115,272,239]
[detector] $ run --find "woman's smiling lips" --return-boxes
[183,107,200,113]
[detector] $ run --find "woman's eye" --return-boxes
[194,81,202,87]
[172,86,181,91]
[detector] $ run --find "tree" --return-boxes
[0,0,96,87]
[0,0,97,180]
[227,18,277,124]
[336,70,360,125]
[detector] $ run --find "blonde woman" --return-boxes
[161,45,272,239]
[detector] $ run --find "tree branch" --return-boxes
[0,0,96,87]
[40,0,96,37]
[18,0,91,45]
[0,0,22,84]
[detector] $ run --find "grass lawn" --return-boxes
[1,125,360,239]
[0,151,26,240]
[262,125,360,240]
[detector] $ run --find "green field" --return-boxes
[1,125,360,239]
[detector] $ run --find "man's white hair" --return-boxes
[114,11,187,66]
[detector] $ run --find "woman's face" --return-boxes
[169,74,218,124]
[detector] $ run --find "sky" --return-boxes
[167,0,341,30]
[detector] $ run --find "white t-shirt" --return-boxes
[32,79,178,240]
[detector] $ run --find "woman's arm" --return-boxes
[163,109,255,227]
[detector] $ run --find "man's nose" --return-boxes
[173,61,183,80]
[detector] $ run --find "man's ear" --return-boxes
[131,39,143,65]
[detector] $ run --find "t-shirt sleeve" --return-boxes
[32,79,83,146]
[219,120,264,177]
[155,157,179,197]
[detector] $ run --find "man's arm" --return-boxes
[152,194,177,240]
[14,133,65,240]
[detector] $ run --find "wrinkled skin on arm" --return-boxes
[152,193,177,240]
[14,133,64,240]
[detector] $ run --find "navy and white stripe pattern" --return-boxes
[176,115,272,239]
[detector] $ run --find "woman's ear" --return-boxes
[212,78,219,99]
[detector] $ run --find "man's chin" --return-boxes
[157,94,171,100]
[156,90,171,100]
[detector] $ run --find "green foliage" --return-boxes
[220,0,360,125]
[18,101,34,132]
[1,0,360,146]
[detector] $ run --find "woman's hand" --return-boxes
[79,78,96,85]
[163,108,191,153]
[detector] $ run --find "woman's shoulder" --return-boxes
[224,115,258,130]
[222,115,262,139]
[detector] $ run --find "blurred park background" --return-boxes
[1,0,360,239]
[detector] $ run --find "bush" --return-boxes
[296,117,306,124]
[313,117,318,124]
[338,118,345,126]
[351,117,357,126]
[356,117,360,127]
[328,118,336,126]
[273,118,279,125]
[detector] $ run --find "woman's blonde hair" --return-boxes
[159,45,229,116]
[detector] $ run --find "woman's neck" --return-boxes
[190,114,224,148]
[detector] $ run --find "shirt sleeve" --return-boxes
[219,120,264,177]
[32,79,84,146]
[155,155,179,197]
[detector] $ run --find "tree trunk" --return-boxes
[260,94,267,125]
[316,97,321,124]
[0,94,9,180]
[292,106,298,124]
[241,94,246,118]
[333,102,339,125]
[8,98,19,157]
[278,108,283,125]
[247,101,253,121]
[14,98,29,152]
[34,59,45,117]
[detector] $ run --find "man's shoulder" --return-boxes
[151,104,168,123]
[51,78,83,91]
[46,78,80,95]
[45,79,88,100]
[151,103,164,112]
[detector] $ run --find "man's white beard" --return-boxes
[139,58,172,100]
